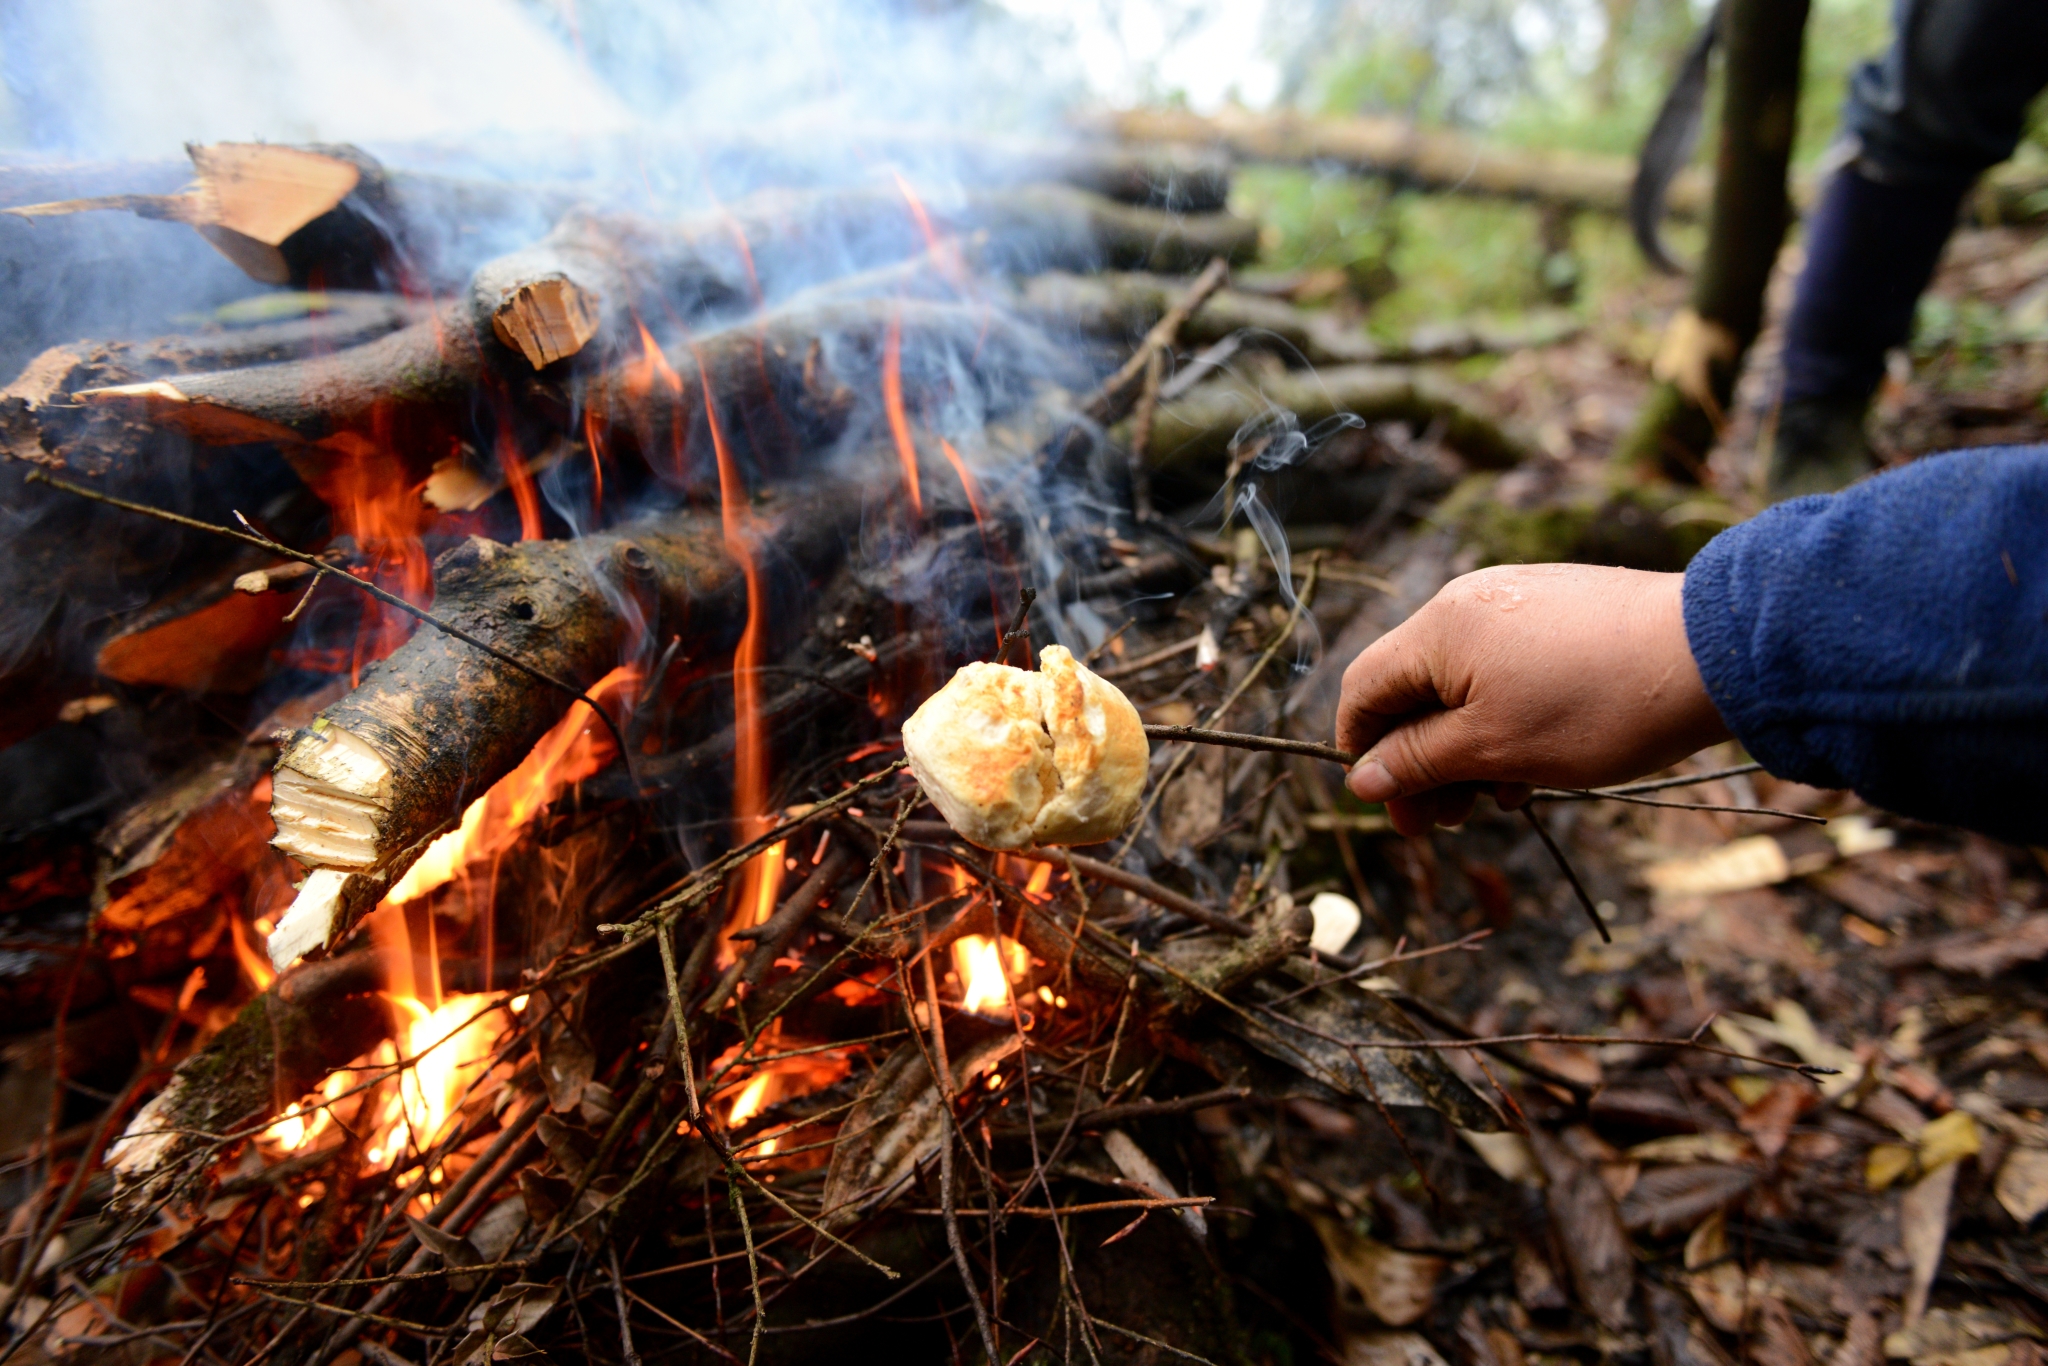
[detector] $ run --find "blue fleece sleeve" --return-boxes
[1681,446,2048,845]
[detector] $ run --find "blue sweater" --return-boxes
[1682,447,2048,845]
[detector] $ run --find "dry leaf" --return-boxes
[1739,1080,1819,1161]
[1884,1307,2042,1366]
[1755,1297,1819,1366]
[1917,1111,1981,1173]
[1619,1163,1758,1237]
[1645,836,1791,896]
[1528,1128,1632,1330]
[1345,1331,1454,1366]
[1830,1311,1881,1366]
[818,1034,1019,1230]
[1461,1129,1542,1185]
[1993,1145,2048,1224]
[1899,1160,1957,1328]
[1103,1129,1206,1244]
[1922,914,2048,977]
[1683,1211,1751,1333]
[1314,1218,1445,1326]
[1629,1133,1754,1166]
[1644,1281,1741,1366]
[1225,971,1507,1131]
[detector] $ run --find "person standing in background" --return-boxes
[1769,0,2048,499]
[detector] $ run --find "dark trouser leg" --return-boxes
[1769,0,2048,501]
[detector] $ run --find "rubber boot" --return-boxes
[1767,393,1876,501]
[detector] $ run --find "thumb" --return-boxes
[1344,706,1489,804]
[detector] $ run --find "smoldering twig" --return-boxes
[24,469,632,764]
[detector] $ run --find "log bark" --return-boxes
[74,301,484,446]
[1136,362,1534,476]
[472,185,1260,370]
[1615,0,1808,479]
[4,142,575,292]
[578,296,1066,482]
[104,945,394,1213]
[1019,270,1581,366]
[264,480,862,970]
[1107,106,1713,220]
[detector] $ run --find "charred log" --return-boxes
[263,480,863,970]
[4,141,573,292]
[104,945,394,1213]
[73,301,484,446]
[472,184,1259,370]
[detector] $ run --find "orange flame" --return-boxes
[498,428,544,542]
[303,431,436,682]
[893,171,942,254]
[263,994,514,1208]
[713,1024,853,1162]
[694,347,778,954]
[882,313,923,517]
[951,934,1030,1016]
[386,666,641,905]
[582,408,607,521]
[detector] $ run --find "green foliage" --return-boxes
[1436,473,1732,571]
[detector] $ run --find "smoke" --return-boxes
[1214,405,1366,673]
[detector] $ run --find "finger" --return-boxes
[1345,705,1491,805]
[1385,795,1436,837]
[1492,782,1533,811]
[1385,785,1477,835]
[1334,617,1448,758]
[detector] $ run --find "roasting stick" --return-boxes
[1139,725,1817,821]
[1138,724,1819,945]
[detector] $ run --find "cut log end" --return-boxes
[492,276,603,369]
[268,868,349,970]
[269,722,391,869]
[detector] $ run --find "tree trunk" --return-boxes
[1615,0,1809,480]
[1107,106,1714,220]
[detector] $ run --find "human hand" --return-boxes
[1335,564,1732,835]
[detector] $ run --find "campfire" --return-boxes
[3,19,2043,1366]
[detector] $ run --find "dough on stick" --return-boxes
[903,645,1149,851]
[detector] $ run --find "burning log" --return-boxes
[104,946,395,1212]
[72,301,485,447]
[472,185,1259,370]
[263,481,862,969]
[4,141,573,291]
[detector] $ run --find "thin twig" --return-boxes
[1521,805,1610,943]
[1532,788,1825,822]
[1141,725,1355,767]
